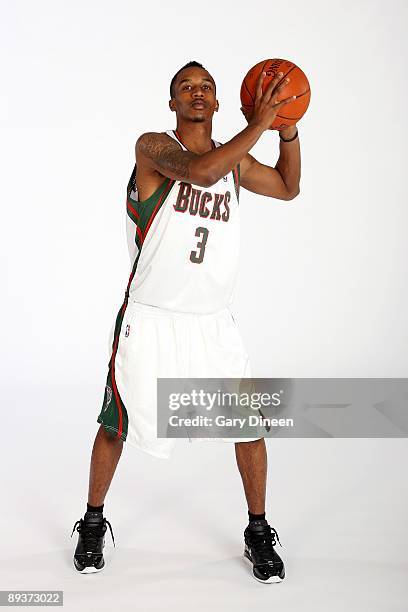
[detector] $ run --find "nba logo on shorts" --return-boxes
[125,324,130,337]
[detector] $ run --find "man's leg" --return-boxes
[235,438,285,583]
[72,425,123,573]
[234,438,267,513]
[88,424,124,506]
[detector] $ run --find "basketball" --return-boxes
[240,58,311,130]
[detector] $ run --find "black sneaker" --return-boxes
[243,520,285,583]
[71,512,115,574]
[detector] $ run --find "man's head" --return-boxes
[169,61,219,123]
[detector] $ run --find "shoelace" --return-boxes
[71,518,115,550]
[249,525,282,564]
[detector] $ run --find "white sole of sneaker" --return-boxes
[243,554,285,584]
[79,565,104,574]
[74,560,105,574]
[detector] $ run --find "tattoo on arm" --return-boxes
[137,132,196,180]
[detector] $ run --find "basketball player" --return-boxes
[71,61,300,584]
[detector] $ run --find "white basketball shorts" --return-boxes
[97,299,262,458]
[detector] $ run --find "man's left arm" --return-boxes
[239,125,301,201]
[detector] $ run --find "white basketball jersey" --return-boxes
[124,130,241,314]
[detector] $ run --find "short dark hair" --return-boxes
[170,61,214,98]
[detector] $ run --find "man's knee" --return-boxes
[98,424,123,444]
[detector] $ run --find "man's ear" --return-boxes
[169,99,176,112]
[215,100,219,112]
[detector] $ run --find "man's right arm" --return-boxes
[136,126,265,188]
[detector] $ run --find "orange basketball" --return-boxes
[240,58,311,130]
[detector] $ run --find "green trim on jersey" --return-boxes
[137,177,173,235]
[127,177,175,242]
[128,176,171,206]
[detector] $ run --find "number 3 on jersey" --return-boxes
[190,226,209,264]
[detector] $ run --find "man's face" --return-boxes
[170,67,218,122]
